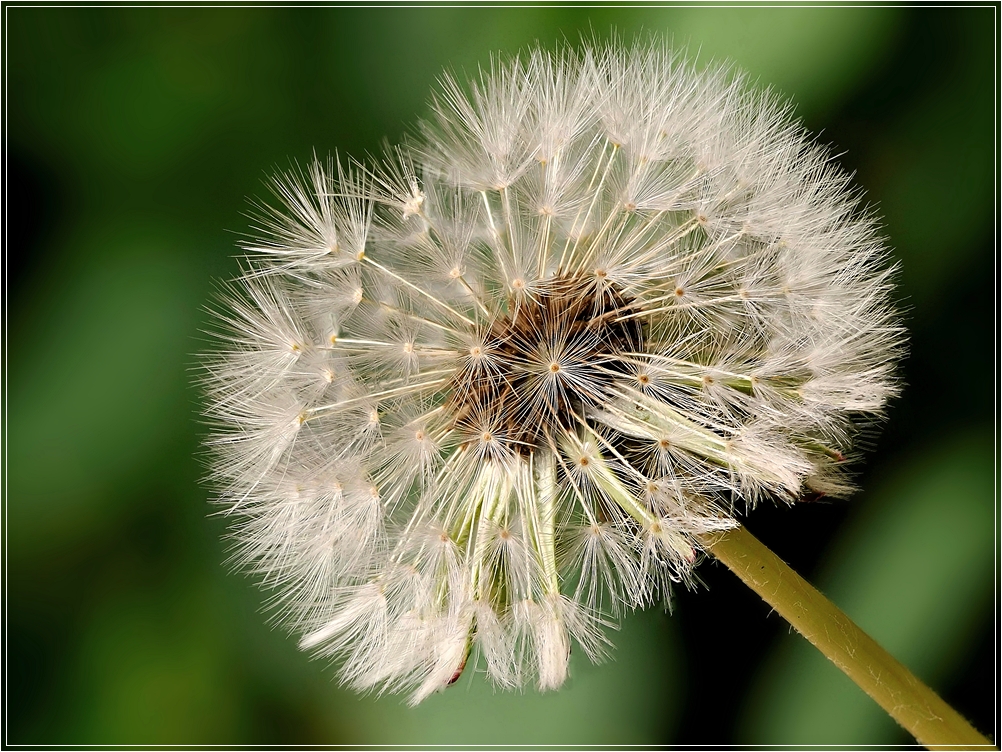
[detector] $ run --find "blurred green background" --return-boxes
[6,6,996,747]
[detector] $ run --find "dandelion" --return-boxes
[202,41,985,745]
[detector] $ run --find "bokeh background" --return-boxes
[6,5,996,747]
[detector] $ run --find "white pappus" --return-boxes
[201,41,903,705]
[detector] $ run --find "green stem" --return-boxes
[700,525,994,750]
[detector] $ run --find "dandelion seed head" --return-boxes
[202,39,903,703]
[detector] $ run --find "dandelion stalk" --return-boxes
[702,525,993,750]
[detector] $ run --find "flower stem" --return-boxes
[700,525,994,750]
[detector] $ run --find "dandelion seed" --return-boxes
[202,40,902,704]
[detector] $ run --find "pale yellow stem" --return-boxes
[701,525,994,751]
